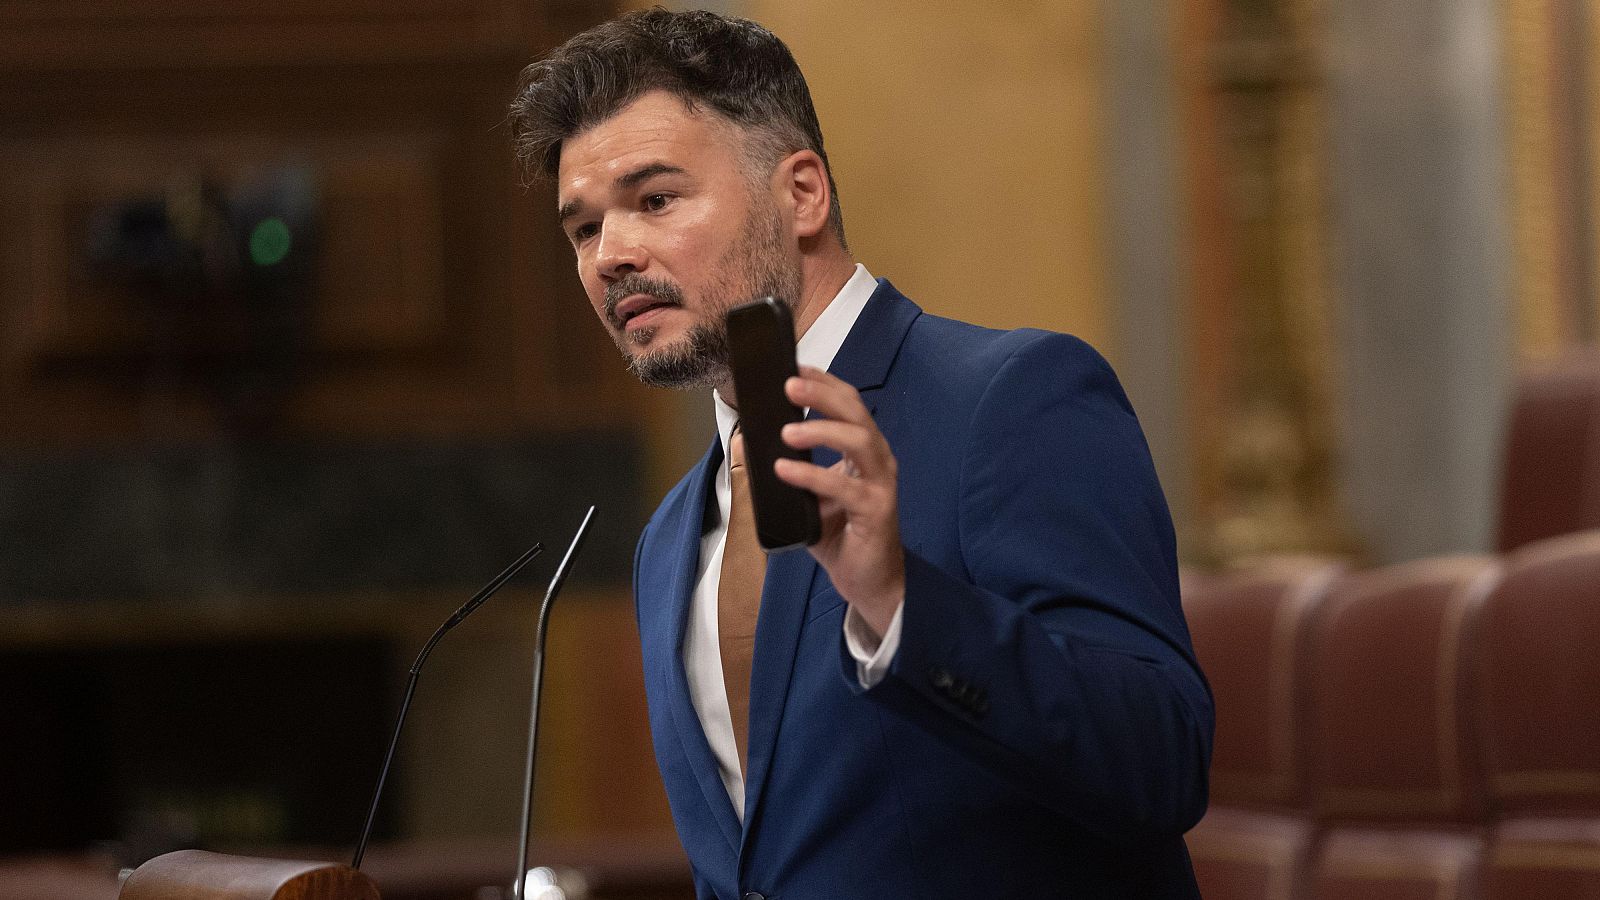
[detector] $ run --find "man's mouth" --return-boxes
[615,294,679,329]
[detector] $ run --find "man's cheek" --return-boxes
[581,288,611,329]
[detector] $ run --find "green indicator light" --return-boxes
[249,217,292,267]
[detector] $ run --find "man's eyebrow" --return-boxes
[556,163,687,225]
[617,162,686,190]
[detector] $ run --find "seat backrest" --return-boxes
[1479,530,1600,816]
[1307,556,1500,824]
[1498,352,1600,552]
[1183,557,1346,809]
[1485,818,1600,900]
[1311,830,1485,900]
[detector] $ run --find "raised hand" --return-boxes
[773,365,904,637]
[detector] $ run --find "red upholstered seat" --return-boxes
[1497,352,1600,552]
[1486,818,1600,899]
[1479,531,1600,815]
[1311,830,1482,900]
[1304,556,1501,900]
[1186,557,1348,810]
[1480,532,1600,899]
[1307,556,1498,823]
[1182,557,1346,900]
[1184,807,1316,900]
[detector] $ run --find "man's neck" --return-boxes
[713,250,856,400]
[790,251,859,341]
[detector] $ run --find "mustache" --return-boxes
[604,275,685,328]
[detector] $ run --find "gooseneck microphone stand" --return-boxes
[351,539,546,870]
[513,505,596,900]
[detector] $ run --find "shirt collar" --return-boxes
[713,263,877,452]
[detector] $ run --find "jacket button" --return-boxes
[743,893,767,900]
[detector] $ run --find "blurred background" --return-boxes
[1,0,1594,896]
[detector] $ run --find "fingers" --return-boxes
[772,456,849,496]
[773,456,894,521]
[782,365,894,475]
[786,366,870,426]
[774,367,906,620]
[780,419,893,480]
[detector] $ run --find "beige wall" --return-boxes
[746,1,1113,353]
[620,2,1119,491]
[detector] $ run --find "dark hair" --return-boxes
[509,7,845,244]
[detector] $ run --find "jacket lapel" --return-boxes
[825,278,923,404]
[739,543,820,838]
[738,279,923,843]
[661,438,743,856]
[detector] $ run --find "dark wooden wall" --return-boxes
[0,0,676,857]
[0,0,639,443]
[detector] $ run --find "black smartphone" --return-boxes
[725,297,821,551]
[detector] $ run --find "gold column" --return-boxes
[1180,0,1354,566]
[1502,0,1600,360]
[1504,0,1572,360]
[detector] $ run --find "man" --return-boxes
[510,9,1212,898]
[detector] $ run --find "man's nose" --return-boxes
[594,217,648,281]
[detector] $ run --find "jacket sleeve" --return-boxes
[850,331,1214,844]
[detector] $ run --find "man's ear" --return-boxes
[775,149,832,240]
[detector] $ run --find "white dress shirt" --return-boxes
[683,263,906,821]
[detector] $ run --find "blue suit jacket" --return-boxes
[633,281,1213,899]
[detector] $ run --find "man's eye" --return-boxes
[572,223,599,242]
[644,193,672,212]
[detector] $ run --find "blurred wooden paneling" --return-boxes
[0,2,645,445]
[2,138,446,360]
[0,0,676,852]
[0,587,676,847]
[0,0,531,70]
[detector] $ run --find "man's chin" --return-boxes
[621,326,728,390]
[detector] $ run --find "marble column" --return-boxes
[1323,0,1514,561]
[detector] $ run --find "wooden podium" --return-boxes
[119,850,380,900]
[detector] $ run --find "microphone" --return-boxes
[351,539,546,870]
[513,506,597,900]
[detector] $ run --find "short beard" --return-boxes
[625,319,730,389]
[615,194,800,391]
